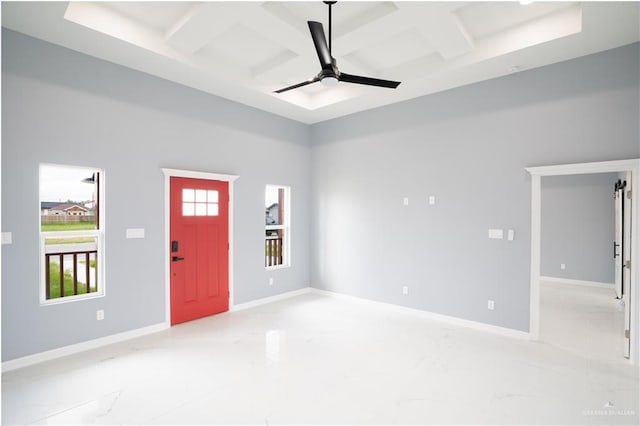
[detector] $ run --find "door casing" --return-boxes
[527,159,640,365]
[162,168,239,325]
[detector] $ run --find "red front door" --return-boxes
[170,177,229,325]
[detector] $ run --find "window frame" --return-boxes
[39,163,106,306]
[265,184,291,270]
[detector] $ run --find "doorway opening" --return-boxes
[538,172,627,362]
[527,159,639,364]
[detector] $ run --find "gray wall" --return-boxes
[541,174,617,283]
[2,26,639,361]
[310,43,639,332]
[1,30,311,361]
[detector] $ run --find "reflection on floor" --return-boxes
[540,280,626,363]
[3,292,639,425]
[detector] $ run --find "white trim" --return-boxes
[526,159,640,176]
[540,276,615,289]
[265,184,291,269]
[161,168,239,182]
[530,174,541,341]
[310,288,530,340]
[3,287,309,372]
[527,158,640,365]
[1,323,168,372]
[161,168,239,326]
[230,287,312,312]
[265,264,291,271]
[3,286,531,372]
[39,164,106,306]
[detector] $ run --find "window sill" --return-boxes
[265,264,291,271]
[40,292,105,307]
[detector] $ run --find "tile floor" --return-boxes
[539,281,627,364]
[2,289,638,425]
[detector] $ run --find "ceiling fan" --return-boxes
[274,1,401,94]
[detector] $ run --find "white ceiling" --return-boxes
[2,2,639,124]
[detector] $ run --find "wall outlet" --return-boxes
[268,277,274,286]
[560,263,566,270]
[487,300,495,310]
[96,310,104,321]
[428,196,436,205]
[402,286,409,295]
[403,197,409,206]
[507,229,514,241]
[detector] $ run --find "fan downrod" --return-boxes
[323,1,337,54]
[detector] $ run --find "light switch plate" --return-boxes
[507,229,514,241]
[403,197,409,206]
[1,232,12,245]
[428,196,435,205]
[488,229,504,239]
[126,228,145,239]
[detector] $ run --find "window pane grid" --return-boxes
[182,188,219,216]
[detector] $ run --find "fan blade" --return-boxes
[339,73,401,89]
[274,77,320,94]
[308,21,333,71]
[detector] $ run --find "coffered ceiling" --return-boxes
[2,2,639,124]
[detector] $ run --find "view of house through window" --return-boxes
[40,164,103,303]
[265,185,290,268]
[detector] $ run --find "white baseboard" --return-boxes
[230,287,312,312]
[3,285,528,372]
[310,288,530,340]
[540,276,614,289]
[3,288,313,373]
[2,322,169,373]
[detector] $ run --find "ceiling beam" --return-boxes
[241,4,311,57]
[395,3,475,60]
[331,9,408,58]
[164,2,251,55]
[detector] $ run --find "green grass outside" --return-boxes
[41,222,96,232]
[48,262,97,299]
[46,237,95,245]
[79,259,97,268]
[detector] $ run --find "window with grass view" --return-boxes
[265,185,290,268]
[40,164,104,303]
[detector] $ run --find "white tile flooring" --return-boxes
[539,281,627,364]
[2,289,638,425]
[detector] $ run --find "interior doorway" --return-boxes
[538,172,626,361]
[527,159,639,364]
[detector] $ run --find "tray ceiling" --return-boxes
[2,2,639,124]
